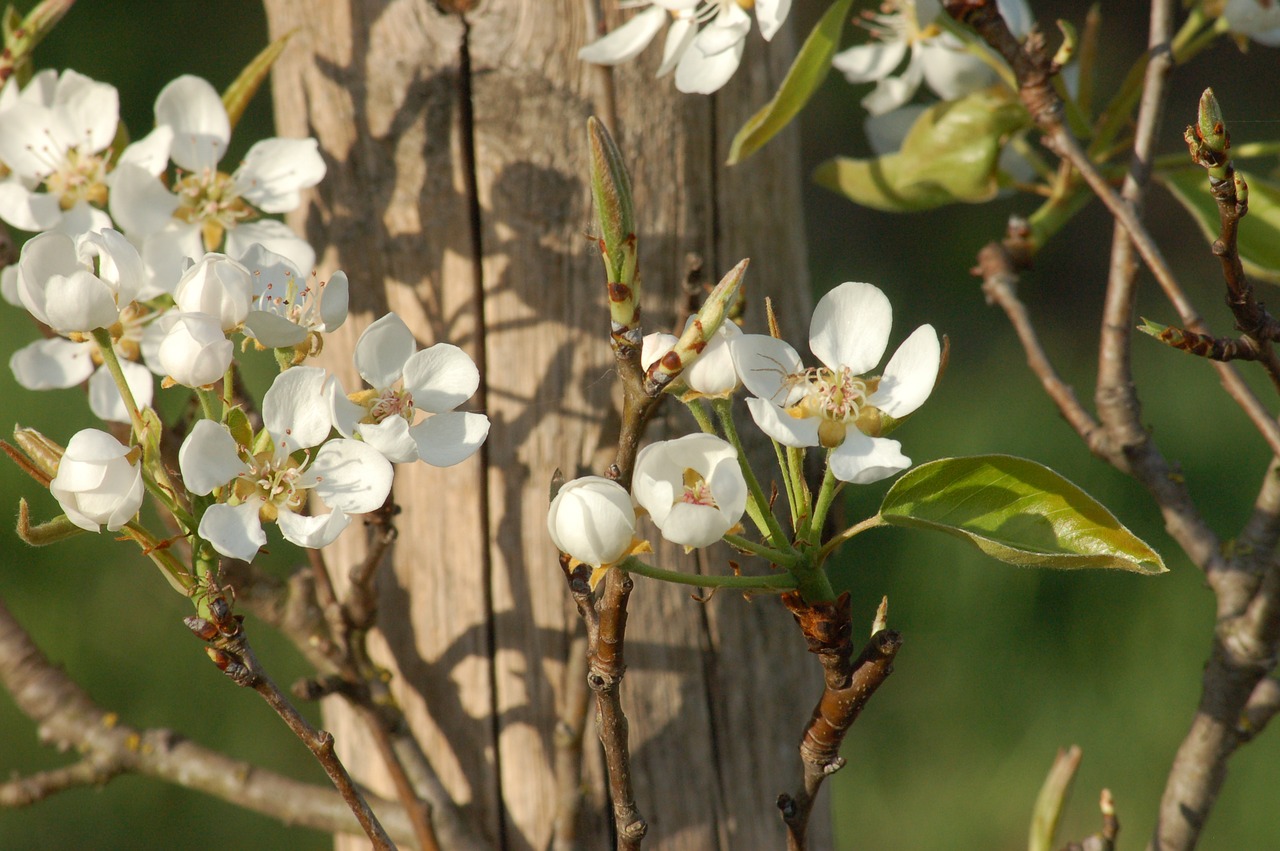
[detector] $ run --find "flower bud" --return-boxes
[157,311,233,387]
[632,434,746,548]
[547,476,636,566]
[174,254,253,331]
[49,429,144,532]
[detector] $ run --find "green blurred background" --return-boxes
[1,1,1278,849]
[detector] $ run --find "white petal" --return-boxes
[695,4,751,56]
[155,75,229,172]
[403,343,479,412]
[89,361,154,424]
[832,39,909,84]
[410,411,489,467]
[234,137,326,213]
[43,271,118,334]
[226,221,316,279]
[863,105,926,156]
[141,221,205,294]
[243,310,309,348]
[308,438,393,514]
[579,6,667,65]
[828,432,911,484]
[199,500,267,562]
[54,201,111,236]
[326,374,366,438]
[729,334,804,405]
[262,366,333,451]
[0,104,65,179]
[861,55,925,116]
[918,36,995,101]
[674,28,745,94]
[357,416,421,463]
[0,181,61,231]
[108,162,180,237]
[319,270,348,331]
[657,16,698,76]
[867,324,940,418]
[116,125,174,176]
[809,281,892,374]
[641,332,678,371]
[158,312,233,387]
[755,0,791,40]
[10,337,95,390]
[355,312,414,389]
[179,419,251,495]
[685,320,741,396]
[277,507,350,549]
[745,396,820,448]
[658,502,731,548]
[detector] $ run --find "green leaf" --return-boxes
[1159,167,1280,284]
[222,30,295,130]
[878,455,1166,574]
[726,0,853,165]
[813,87,1029,212]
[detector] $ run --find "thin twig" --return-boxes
[0,755,127,807]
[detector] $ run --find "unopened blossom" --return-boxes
[641,317,742,397]
[632,433,746,548]
[15,229,145,335]
[548,476,637,567]
[328,312,489,464]
[50,428,144,532]
[241,244,348,349]
[179,366,392,562]
[0,70,119,233]
[730,281,939,484]
[832,0,1031,116]
[173,254,253,332]
[156,311,233,388]
[580,1,792,95]
[109,75,325,288]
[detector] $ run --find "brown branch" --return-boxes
[0,754,127,807]
[776,592,902,850]
[0,594,416,842]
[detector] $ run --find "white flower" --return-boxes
[173,254,253,332]
[328,312,490,464]
[15,229,144,334]
[179,366,393,562]
[1221,0,1280,46]
[641,317,742,397]
[50,429,144,532]
[832,0,1031,116]
[579,0,791,95]
[0,70,118,233]
[156,311,233,388]
[730,281,940,484]
[10,325,156,425]
[108,75,326,288]
[632,433,746,548]
[241,244,348,349]
[547,476,637,567]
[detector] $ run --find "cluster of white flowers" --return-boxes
[2,67,490,565]
[548,281,939,570]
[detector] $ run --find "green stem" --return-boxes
[773,438,799,527]
[222,365,236,414]
[621,556,795,593]
[806,462,840,547]
[712,398,791,550]
[686,397,717,436]
[196,387,221,423]
[818,514,887,563]
[723,533,802,569]
[91,328,146,442]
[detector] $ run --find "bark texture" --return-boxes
[260,2,821,847]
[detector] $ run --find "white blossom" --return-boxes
[241,244,348,348]
[641,317,741,397]
[173,253,253,332]
[50,428,144,532]
[547,476,637,567]
[156,311,233,388]
[730,281,939,484]
[632,433,746,548]
[15,229,144,335]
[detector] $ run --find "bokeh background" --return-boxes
[1,2,1278,848]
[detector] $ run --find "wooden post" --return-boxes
[260,2,826,846]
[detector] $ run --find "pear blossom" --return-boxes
[642,317,741,397]
[0,70,118,233]
[155,311,233,388]
[548,476,637,567]
[328,312,490,465]
[579,0,792,95]
[241,244,348,349]
[15,228,144,335]
[108,75,325,288]
[50,428,144,532]
[179,366,393,562]
[172,253,253,332]
[1221,0,1280,46]
[730,281,940,484]
[10,324,156,425]
[632,433,747,548]
[832,0,1031,116]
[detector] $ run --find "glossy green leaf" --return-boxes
[222,30,295,130]
[879,455,1166,574]
[1160,167,1280,284]
[813,87,1029,212]
[727,0,853,165]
